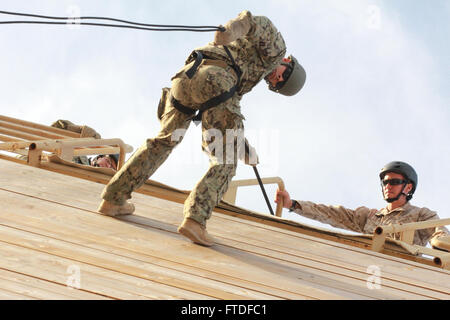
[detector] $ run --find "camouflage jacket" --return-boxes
[293,201,449,247]
[190,10,286,117]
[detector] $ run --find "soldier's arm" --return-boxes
[51,119,101,139]
[247,12,286,67]
[214,11,286,67]
[292,201,373,234]
[417,208,449,244]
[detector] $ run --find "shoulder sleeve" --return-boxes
[245,12,287,67]
[294,201,373,233]
[417,207,449,244]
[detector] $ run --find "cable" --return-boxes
[253,166,275,216]
[0,9,225,32]
[0,21,221,32]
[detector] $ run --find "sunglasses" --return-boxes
[381,179,407,186]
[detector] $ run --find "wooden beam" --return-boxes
[0,115,80,138]
[0,127,50,142]
[0,119,68,140]
[375,219,450,235]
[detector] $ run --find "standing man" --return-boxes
[275,161,449,247]
[97,11,307,246]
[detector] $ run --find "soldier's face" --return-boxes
[382,172,412,199]
[93,156,117,170]
[266,64,288,87]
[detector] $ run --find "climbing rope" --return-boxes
[0,10,225,32]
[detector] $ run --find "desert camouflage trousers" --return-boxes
[102,63,245,226]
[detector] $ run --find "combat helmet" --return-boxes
[266,55,306,96]
[379,161,418,202]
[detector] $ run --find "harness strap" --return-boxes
[185,51,204,79]
[171,46,242,124]
[171,95,196,116]
[223,45,242,80]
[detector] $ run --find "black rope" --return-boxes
[0,10,225,32]
[253,166,275,216]
[0,21,220,32]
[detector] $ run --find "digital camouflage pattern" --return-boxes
[102,10,285,226]
[102,90,243,226]
[51,119,101,139]
[192,10,287,117]
[293,201,449,246]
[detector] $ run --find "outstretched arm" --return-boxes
[275,189,374,233]
[214,11,286,67]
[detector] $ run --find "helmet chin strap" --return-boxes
[383,183,409,203]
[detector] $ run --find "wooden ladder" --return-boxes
[0,115,133,169]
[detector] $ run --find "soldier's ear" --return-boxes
[404,182,413,194]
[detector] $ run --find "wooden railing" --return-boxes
[223,176,285,217]
[0,115,133,169]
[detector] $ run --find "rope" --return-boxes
[253,166,275,216]
[0,10,225,32]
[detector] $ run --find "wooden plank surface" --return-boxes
[2,155,440,267]
[0,189,337,300]
[0,268,107,300]
[0,241,210,300]
[0,223,263,300]
[1,172,447,297]
[1,159,449,300]
[0,288,35,300]
[1,160,448,298]
[0,217,312,300]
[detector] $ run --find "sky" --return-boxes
[1,0,449,235]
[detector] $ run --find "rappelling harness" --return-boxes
[170,45,242,123]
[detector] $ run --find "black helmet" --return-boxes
[379,161,418,201]
[109,154,119,166]
[266,55,306,96]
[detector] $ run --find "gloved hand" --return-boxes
[214,11,252,45]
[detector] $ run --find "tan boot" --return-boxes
[177,218,214,247]
[97,200,135,216]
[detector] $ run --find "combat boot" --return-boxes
[97,199,135,216]
[177,218,215,247]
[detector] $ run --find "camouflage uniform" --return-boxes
[292,201,449,246]
[51,120,101,165]
[101,11,287,227]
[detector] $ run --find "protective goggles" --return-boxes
[265,62,293,92]
[381,179,407,186]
